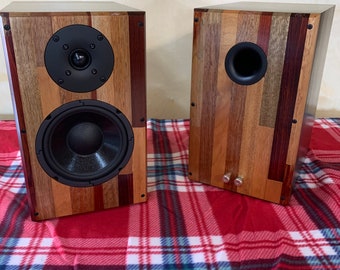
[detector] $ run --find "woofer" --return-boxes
[35,100,134,187]
[44,24,114,93]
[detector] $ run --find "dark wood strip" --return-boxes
[268,13,310,182]
[118,174,134,206]
[128,13,146,127]
[94,185,104,210]
[257,12,272,55]
[198,12,221,183]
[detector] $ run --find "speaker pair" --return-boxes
[1,2,147,220]
[188,3,335,204]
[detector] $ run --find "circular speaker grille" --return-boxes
[44,24,114,92]
[35,100,134,187]
[225,42,267,85]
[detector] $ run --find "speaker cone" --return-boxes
[225,42,267,85]
[44,24,114,92]
[35,100,134,187]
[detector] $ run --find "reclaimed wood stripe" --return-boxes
[128,13,146,128]
[118,174,134,206]
[268,13,310,182]
[210,10,238,188]
[70,186,95,214]
[259,13,290,128]
[94,184,104,210]
[102,178,119,208]
[198,11,221,184]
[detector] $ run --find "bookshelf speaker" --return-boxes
[189,2,335,204]
[0,1,147,220]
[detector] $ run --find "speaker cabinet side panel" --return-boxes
[188,10,205,184]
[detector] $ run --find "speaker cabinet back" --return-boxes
[189,2,335,204]
[0,1,147,220]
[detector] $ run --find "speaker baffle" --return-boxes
[225,42,267,85]
[35,100,134,187]
[44,24,114,93]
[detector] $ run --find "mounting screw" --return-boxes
[191,102,196,107]
[194,18,199,23]
[307,24,313,30]
[234,176,243,186]
[292,119,298,124]
[4,24,10,31]
[138,21,144,27]
[53,35,60,42]
[97,35,104,41]
[223,172,232,183]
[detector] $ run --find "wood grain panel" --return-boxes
[1,8,147,220]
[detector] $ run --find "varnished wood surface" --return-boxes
[1,8,147,220]
[189,4,334,205]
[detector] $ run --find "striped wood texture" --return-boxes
[1,10,147,220]
[189,7,333,205]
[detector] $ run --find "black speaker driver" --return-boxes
[35,100,134,187]
[225,42,267,85]
[44,24,114,93]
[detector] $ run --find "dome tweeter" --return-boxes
[44,24,114,93]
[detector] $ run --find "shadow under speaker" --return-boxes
[0,1,147,220]
[189,2,335,204]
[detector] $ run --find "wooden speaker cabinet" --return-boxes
[189,2,335,204]
[0,1,147,220]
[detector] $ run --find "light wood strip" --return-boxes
[51,180,72,217]
[132,127,147,203]
[259,13,290,128]
[102,177,119,209]
[210,10,238,188]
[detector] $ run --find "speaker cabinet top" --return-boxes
[198,1,335,14]
[0,1,141,14]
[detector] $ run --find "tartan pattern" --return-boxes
[0,118,339,269]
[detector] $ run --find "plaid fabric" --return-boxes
[0,118,339,269]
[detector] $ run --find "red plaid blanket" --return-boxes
[1,118,339,269]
